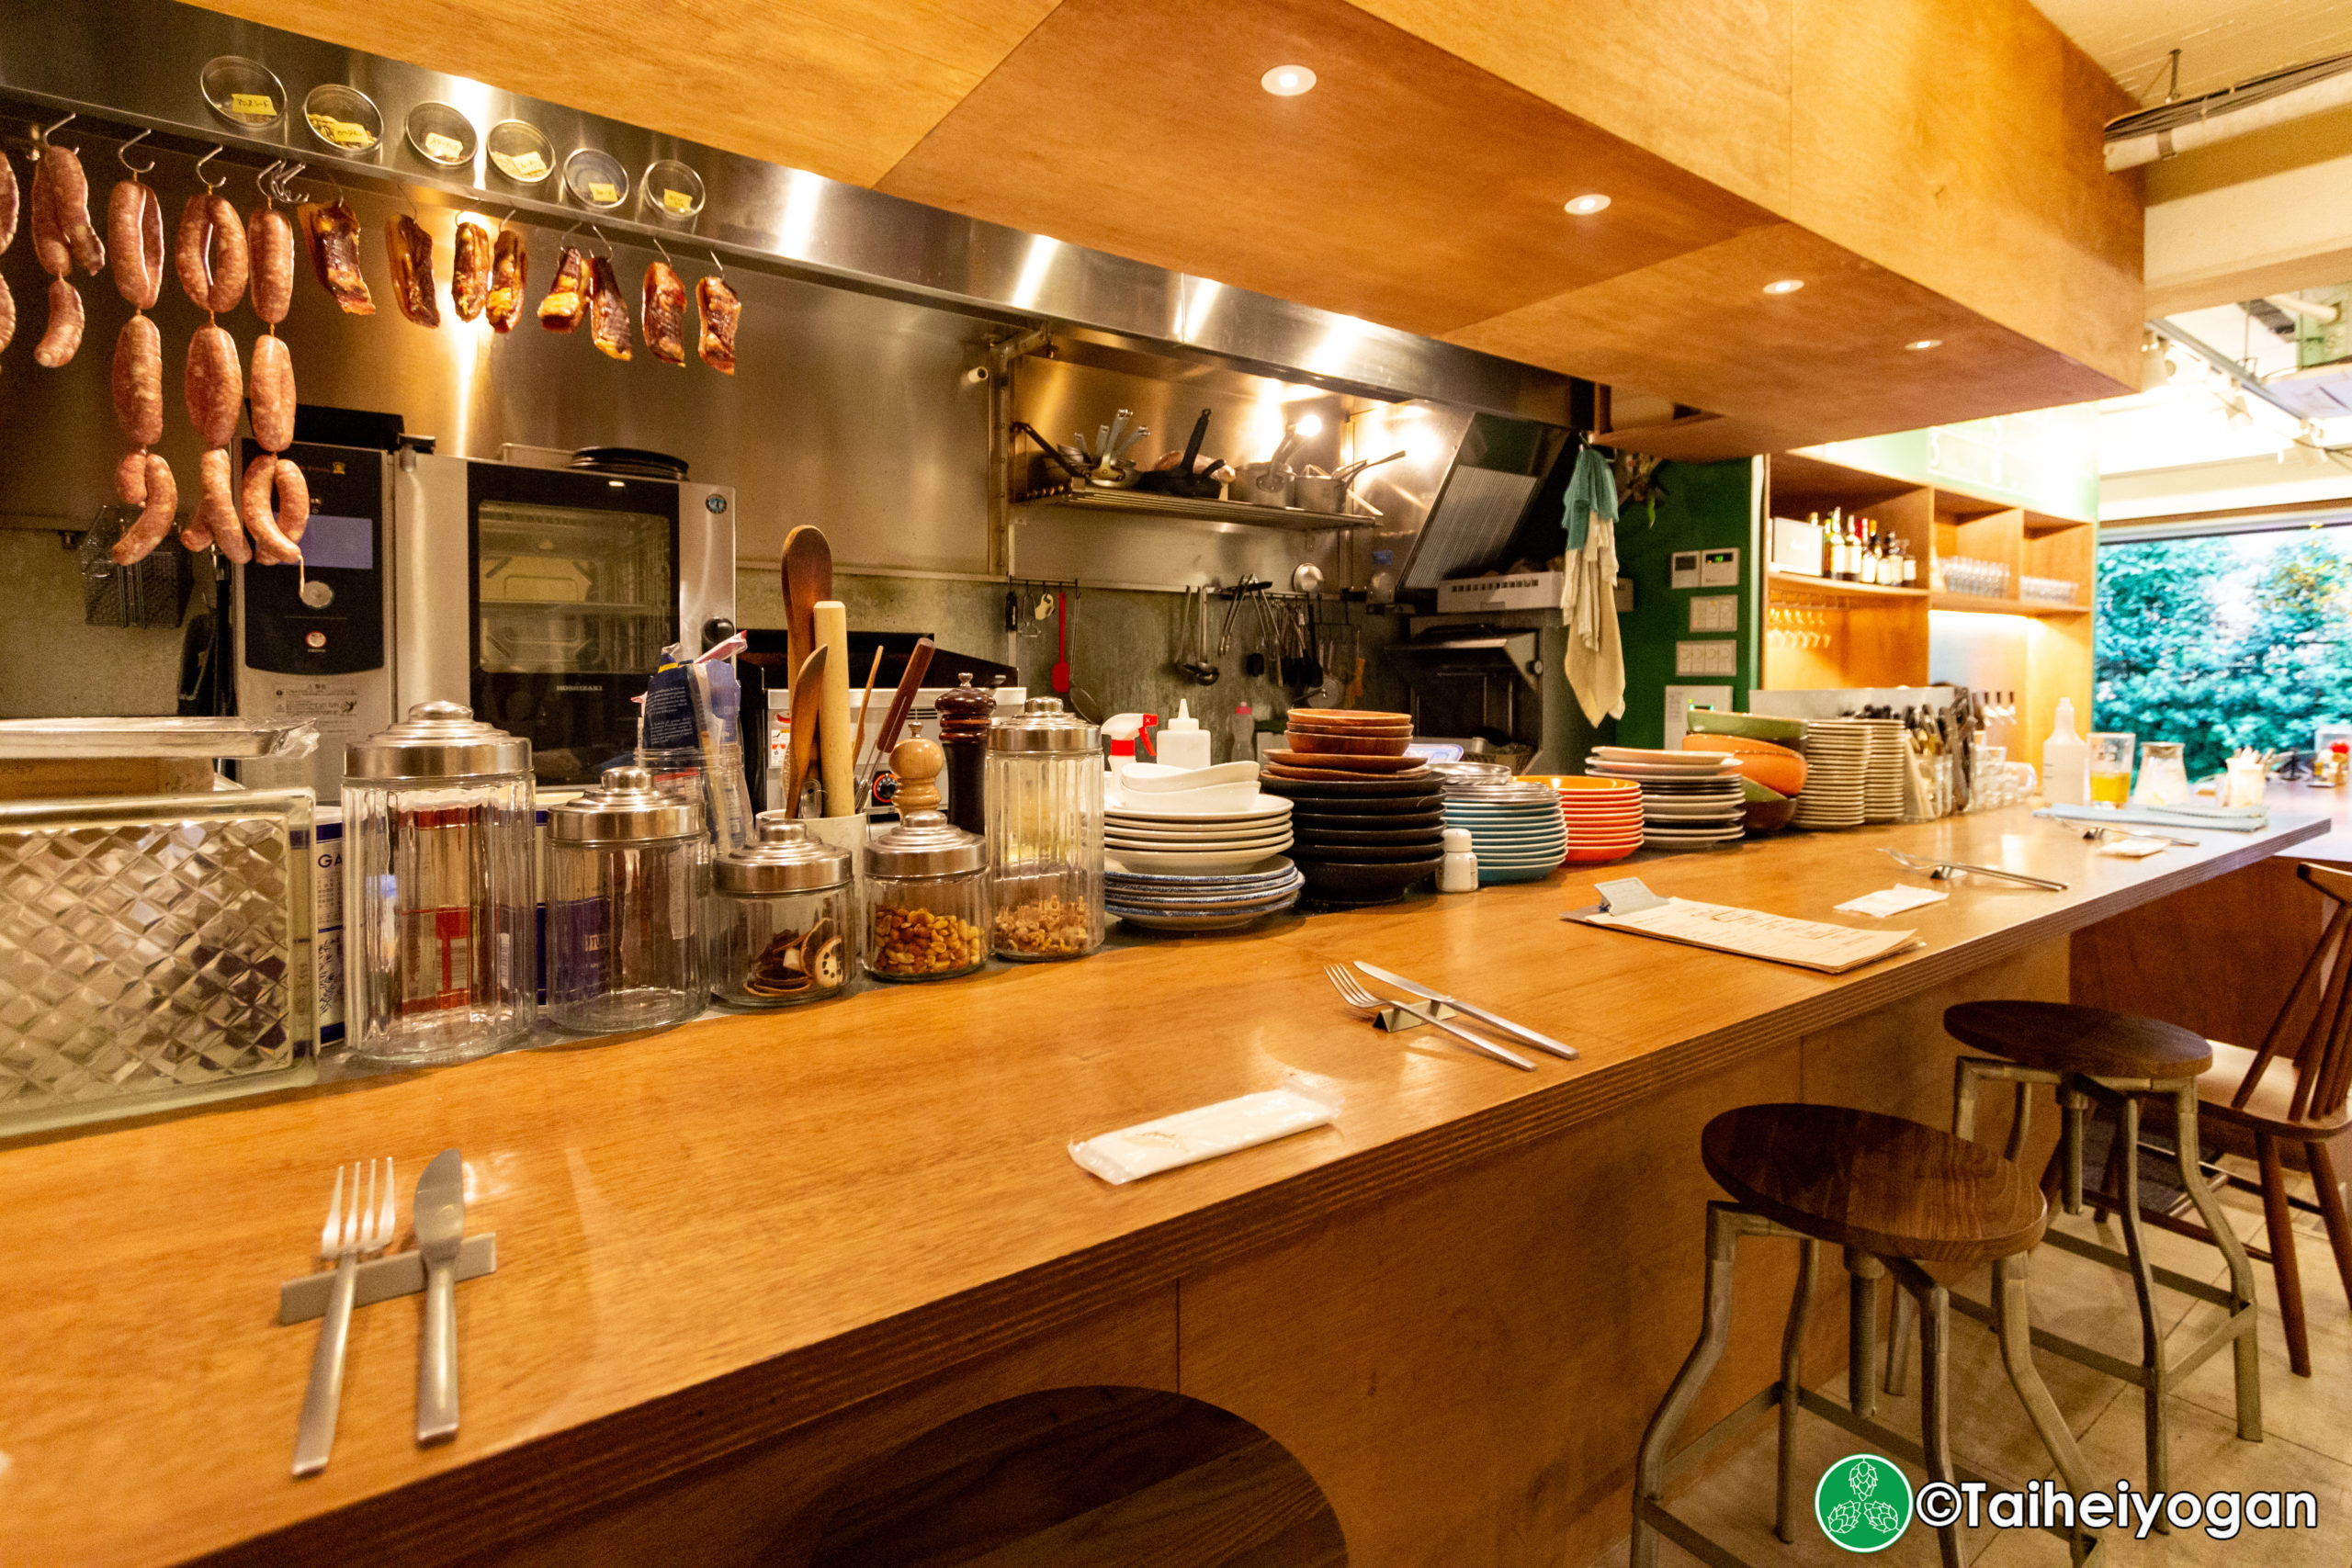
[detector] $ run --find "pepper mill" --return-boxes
[934,671,997,836]
[892,736,946,813]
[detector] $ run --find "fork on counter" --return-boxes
[1323,964,1535,1071]
[293,1158,396,1478]
[1881,847,2068,892]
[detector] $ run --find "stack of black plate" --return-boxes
[1257,768,1445,906]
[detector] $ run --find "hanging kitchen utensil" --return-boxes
[1178,585,1220,685]
[1049,591,1072,695]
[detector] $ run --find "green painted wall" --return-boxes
[1610,457,1762,750]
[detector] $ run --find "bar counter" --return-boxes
[0,806,2323,1567]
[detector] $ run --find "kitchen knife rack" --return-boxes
[277,1234,498,1325]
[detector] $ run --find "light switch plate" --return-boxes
[1689,595,1738,633]
[1675,640,1738,677]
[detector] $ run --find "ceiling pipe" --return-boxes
[2105,52,2352,171]
[2267,294,2342,325]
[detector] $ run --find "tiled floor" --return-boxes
[1603,1160,2352,1566]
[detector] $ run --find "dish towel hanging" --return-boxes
[1561,445,1625,724]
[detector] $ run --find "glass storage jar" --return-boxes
[544,764,707,1034]
[985,697,1102,961]
[863,738,988,982]
[709,812,853,1007]
[343,702,536,1066]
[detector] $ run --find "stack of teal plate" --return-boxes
[1433,763,1567,884]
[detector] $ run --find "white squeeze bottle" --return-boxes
[1159,700,1213,771]
[2041,698,2087,806]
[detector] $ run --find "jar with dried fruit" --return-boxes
[986,697,1102,960]
[708,813,854,1008]
[861,737,989,983]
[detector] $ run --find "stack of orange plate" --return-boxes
[1523,775,1645,863]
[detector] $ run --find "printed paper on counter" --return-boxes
[1581,897,1921,974]
[1835,886,1951,919]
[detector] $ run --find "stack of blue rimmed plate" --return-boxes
[1432,763,1567,883]
[1104,855,1303,931]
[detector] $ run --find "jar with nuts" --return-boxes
[861,737,990,983]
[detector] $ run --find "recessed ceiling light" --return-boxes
[1762,278,1804,296]
[1904,338,1942,351]
[1563,194,1611,216]
[1261,65,1316,96]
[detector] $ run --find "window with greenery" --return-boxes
[2096,529,2352,777]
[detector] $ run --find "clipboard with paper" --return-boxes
[1564,879,1923,975]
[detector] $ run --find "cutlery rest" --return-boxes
[1373,1000,1457,1034]
[277,1235,498,1325]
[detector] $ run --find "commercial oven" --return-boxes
[233,443,734,795]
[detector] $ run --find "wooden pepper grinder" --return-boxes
[934,672,997,836]
[891,736,945,815]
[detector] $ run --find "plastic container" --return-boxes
[709,812,853,1007]
[986,698,1103,961]
[863,739,989,982]
[342,703,537,1066]
[543,764,707,1034]
[1157,699,1212,771]
[2041,698,2087,807]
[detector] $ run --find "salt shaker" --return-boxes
[1439,827,1479,893]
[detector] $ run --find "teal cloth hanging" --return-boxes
[1562,445,1617,551]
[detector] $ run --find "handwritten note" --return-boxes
[1579,897,1921,974]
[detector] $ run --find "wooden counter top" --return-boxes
[0,806,2322,1566]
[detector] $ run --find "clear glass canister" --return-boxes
[544,764,707,1034]
[343,702,536,1066]
[863,738,989,982]
[709,812,853,1007]
[985,697,1102,960]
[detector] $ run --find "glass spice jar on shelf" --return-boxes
[342,702,537,1066]
[543,764,708,1035]
[985,696,1102,961]
[708,812,854,1007]
[862,738,989,982]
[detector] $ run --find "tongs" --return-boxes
[1881,848,2067,892]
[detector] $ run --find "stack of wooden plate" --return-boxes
[1257,709,1443,905]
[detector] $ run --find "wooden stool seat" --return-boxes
[1701,1103,2047,1266]
[1946,1000,2211,1080]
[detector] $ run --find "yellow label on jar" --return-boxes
[423,130,465,162]
[308,113,372,149]
[661,187,694,213]
[586,181,619,205]
[229,92,277,118]
[492,149,548,182]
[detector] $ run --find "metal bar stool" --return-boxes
[1634,1103,2099,1568]
[1883,1002,2262,1506]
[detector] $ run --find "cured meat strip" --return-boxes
[585,254,630,360]
[0,152,19,254]
[383,213,439,327]
[695,275,740,375]
[0,275,14,355]
[247,206,294,324]
[249,333,296,453]
[537,245,587,332]
[450,220,490,321]
[33,277,83,367]
[641,261,685,367]
[111,313,163,445]
[486,227,526,333]
[107,179,164,310]
[28,151,66,277]
[111,454,177,564]
[300,200,375,315]
[184,323,243,448]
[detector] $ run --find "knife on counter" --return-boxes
[1352,963,1579,1060]
[413,1148,465,1446]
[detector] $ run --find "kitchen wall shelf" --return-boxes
[1013,486,1379,532]
[1765,570,1925,603]
[1928,592,2088,618]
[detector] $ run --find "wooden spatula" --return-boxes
[783,644,828,818]
[781,526,832,687]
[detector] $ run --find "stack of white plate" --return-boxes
[1583,748,1746,847]
[1105,856,1303,931]
[1435,767,1567,883]
[1104,791,1294,874]
[1792,722,1870,829]
[1860,719,1908,822]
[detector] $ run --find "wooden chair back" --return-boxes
[2231,863,2352,1123]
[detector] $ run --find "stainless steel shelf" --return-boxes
[1013,487,1380,532]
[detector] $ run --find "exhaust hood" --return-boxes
[1385,413,1574,594]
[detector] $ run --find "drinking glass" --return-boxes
[2132,741,2190,807]
[2089,732,2134,807]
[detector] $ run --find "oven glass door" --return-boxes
[467,466,680,784]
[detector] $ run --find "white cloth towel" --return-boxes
[1562,500,1625,724]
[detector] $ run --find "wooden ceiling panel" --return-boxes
[875,0,1779,338]
[186,0,1061,186]
[1447,223,2129,458]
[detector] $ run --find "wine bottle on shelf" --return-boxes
[1860,522,1879,585]
[1813,512,1832,578]
[1831,510,1854,581]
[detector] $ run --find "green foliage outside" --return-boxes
[2095,531,2352,777]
